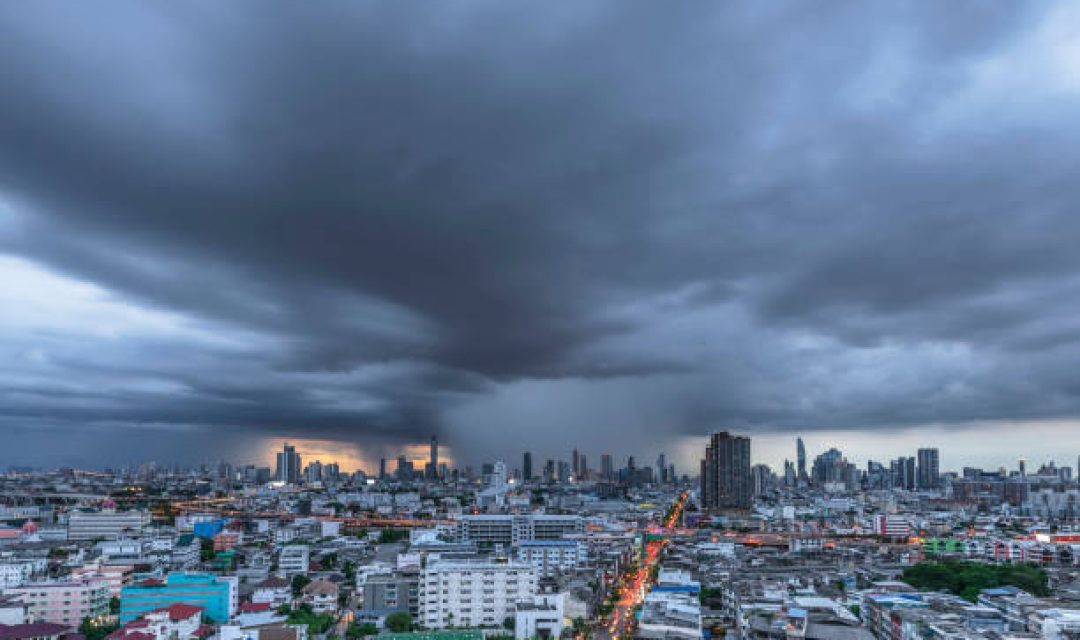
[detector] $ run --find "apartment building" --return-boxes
[420,559,537,629]
[277,546,309,577]
[456,515,582,546]
[5,578,109,626]
[66,510,151,541]
[514,540,586,577]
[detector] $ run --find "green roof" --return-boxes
[380,632,484,640]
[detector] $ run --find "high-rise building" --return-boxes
[275,443,301,484]
[396,454,414,481]
[891,456,916,490]
[427,435,439,480]
[572,449,580,479]
[579,455,587,481]
[379,458,387,480]
[657,454,667,483]
[600,454,613,481]
[304,460,323,483]
[917,448,940,489]
[796,437,807,484]
[484,460,507,490]
[700,431,752,510]
[523,451,533,481]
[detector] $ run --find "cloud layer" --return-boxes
[2,1,1080,469]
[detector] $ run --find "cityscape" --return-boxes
[5,2,1080,640]
[0,434,1079,640]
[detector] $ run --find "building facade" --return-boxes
[700,432,752,510]
[419,560,537,630]
[119,573,235,623]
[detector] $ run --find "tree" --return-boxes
[901,561,1050,602]
[199,538,215,561]
[378,529,408,544]
[322,552,338,569]
[291,574,312,597]
[285,607,337,634]
[384,611,412,633]
[79,618,119,640]
[346,623,378,638]
[109,596,120,614]
[502,616,515,630]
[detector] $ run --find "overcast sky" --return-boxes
[3,1,1080,473]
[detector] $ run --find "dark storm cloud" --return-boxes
[1,0,1078,467]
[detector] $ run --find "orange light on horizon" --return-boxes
[258,437,454,474]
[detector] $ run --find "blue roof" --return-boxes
[788,608,807,618]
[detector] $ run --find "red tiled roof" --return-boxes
[240,602,271,613]
[108,631,154,640]
[0,624,72,640]
[156,603,204,622]
[193,624,215,639]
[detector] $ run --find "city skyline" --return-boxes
[7,3,1080,468]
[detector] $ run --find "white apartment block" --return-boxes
[0,557,46,589]
[67,510,151,541]
[874,515,912,538]
[420,559,537,630]
[456,515,583,546]
[514,594,564,640]
[515,540,586,577]
[278,545,310,577]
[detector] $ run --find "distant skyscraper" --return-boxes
[657,453,667,483]
[796,437,807,483]
[579,455,587,480]
[379,458,387,480]
[572,449,580,478]
[700,431,752,510]
[396,454,414,481]
[428,435,439,479]
[486,460,507,490]
[275,443,301,484]
[601,454,613,481]
[917,448,940,489]
[892,456,916,490]
[523,451,533,481]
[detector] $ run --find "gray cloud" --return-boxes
[1,1,1079,469]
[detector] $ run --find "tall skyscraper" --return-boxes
[700,431,752,510]
[379,457,387,480]
[572,448,580,478]
[917,448,940,489]
[796,437,807,483]
[657,453,667,483]
[892,456,916,490]
[523,451,533,481]
[601,454,613,481]
[396,454,413,481]
[275,443,301,484]
[579,455,587,481]
[427,435,439,480]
